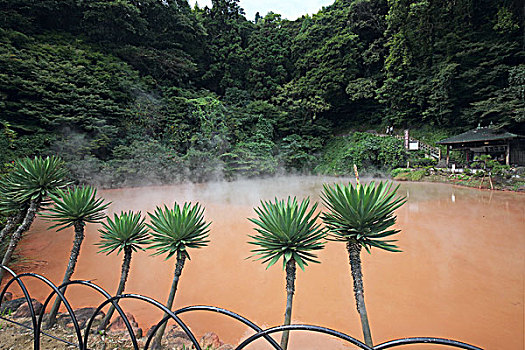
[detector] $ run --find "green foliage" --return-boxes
[390,168,411,178]
[381,0,523,131]
[409,169,427,181]
[0,0,522,183]
[200,0,254,94]
[104,141,185,187]
[0,29,144,161]
[246,13,293,100]
[97,211,149,255]
[321,181,406,253]
[43,186,110,231]
[0,156,69,205]
[391,168,427,181]
[471,155,511,176]
[248,197,325,271]
[222,138,277,178]
[147,203,210,260]
[279,135,322,171]
[409,157,437,167]
[317,133,406,174]
[493,6,520,34]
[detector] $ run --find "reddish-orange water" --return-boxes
[8,177,525,349]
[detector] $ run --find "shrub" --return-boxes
[390,168,411,178]
[409,157,437,167]
[410,169,426,181]
[317,133,407,174]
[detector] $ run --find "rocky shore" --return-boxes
[0,295,233,350]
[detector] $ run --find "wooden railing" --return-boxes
[392,135,441,159]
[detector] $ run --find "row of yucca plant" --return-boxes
[0,156,406,350]
[249,180,405,350]
[0,156,210,349]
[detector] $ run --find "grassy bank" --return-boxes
[392,167,525,192]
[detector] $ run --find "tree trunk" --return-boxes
[0,208,28,244]
[98,247,132,331]
[0,200,40,284]
[46,221,85,329]
[280,259,296,350]
[347,241,373,347]
[0,215,15,244]
[151,254,186,350]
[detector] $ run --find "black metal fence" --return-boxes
[0,265,483,350]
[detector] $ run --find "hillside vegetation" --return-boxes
[0,0,523,185]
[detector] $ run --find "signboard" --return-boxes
[409,141,419,150]
[404,130,409,149]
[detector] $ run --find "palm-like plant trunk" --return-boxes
[46,221,85,329]
[98,247,133,331]
[347,241,373,347]
[280,259,296,350]
[151,254,186,350]
[0,209,26,243]
[0,200,40,284]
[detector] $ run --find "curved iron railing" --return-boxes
[0,266,483,350]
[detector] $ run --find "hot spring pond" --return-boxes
[12,176,525,349]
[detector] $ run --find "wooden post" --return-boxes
[446,146,450,166]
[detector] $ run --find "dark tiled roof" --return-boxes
[437,127,519,144]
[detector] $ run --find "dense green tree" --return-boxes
[0,0,523,182]
[381,0,524,130]
[0,29,141,159]
[245,12,295,100]
[200,0,254,94]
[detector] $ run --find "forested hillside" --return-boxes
[0,0,523,185]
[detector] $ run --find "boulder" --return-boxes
[1,298,37,316]
[201,332,223,349]
[12,299,43,318]
[107,312,142,339]
[217,345,234,350]
[164,325,194,349]
[146,324,190,339]
[2,292,13,302]
[58,307,105,329]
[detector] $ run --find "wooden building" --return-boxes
[437,126,525,166]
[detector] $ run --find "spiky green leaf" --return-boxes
[248,196,325,270]
[321,181,406,253]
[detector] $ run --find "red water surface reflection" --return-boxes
[9,177,525,349]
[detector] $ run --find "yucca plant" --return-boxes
[96,211,150,331]
[43,185,110,328]
[321,181,406,347]
[249,197,325,350]
[0,156,69,283]
[147,202,210,350]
